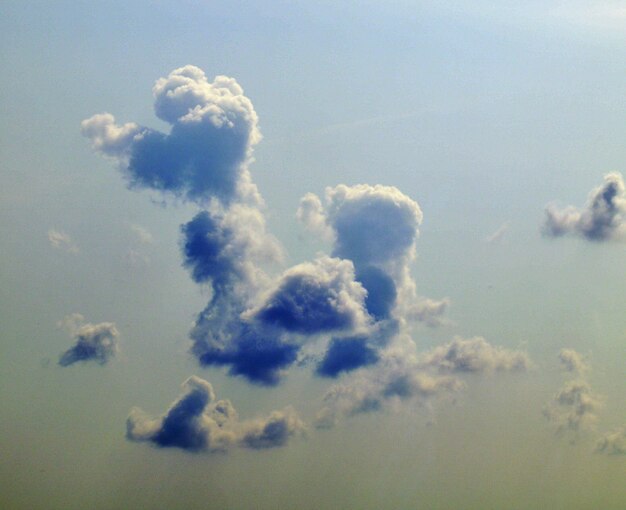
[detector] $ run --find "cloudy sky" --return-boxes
[1,1,625,509]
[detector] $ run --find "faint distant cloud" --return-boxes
[408,297,451,328]
[418,336,530,373]
[127,376,305,453]
[58,313,119,366]
[558,348,589,374]
[544,351,602,441]
[129,224,154,244]
[543,173,626,242]
[485,223,509,244]
[48,228,79,254]
[596,426,626,455]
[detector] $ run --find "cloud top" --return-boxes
[82,65,262,204]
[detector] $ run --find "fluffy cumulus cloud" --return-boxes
[82,65,262,205]
[248,256,370,335]
[58,313,119,366]
[127,376,305,452]
[596,426,626,455]
[543,172,626,242]
[418,336,531,373]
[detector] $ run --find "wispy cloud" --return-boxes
[48,228,79,254]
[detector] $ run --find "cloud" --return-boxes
[596,426,626,455]
[129,224,154,244]
[57,313,119,366]
[558,348,589,374]
[407,297,451,328]
[324,184,423,268]
[82,65,262,205]
[248,256,370,335]
[418,336,531,373]
[543,380,603,438]
[543,172,626,242]
[316,336,380,378]
[48,228,79,254]
[126,376,305,453]
[191,320,299,386]
[485,222,509,244]
[315,353,464,429]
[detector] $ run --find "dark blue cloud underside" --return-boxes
[153,387,209,451]
[256,277,354,333]
[128,119,247,202]
[317,336,379,378]
[180,211,236,288]
[197,325,299,386]
[355,266,397,320]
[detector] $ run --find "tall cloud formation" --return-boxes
[126,376,305,452]
[82,65,262,205]
[58,313,119,366]
[543,172,626,242]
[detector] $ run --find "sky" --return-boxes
[1,1,625,509]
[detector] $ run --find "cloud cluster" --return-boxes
[58,313,119,366]
[127,376,305,452]
[543,380,603,437]
[543,172,626,242]
[595,426,626,455]
[82,65,261,205]
[544,350,603,441]
[418,336,531,373]
[315,353,464,429]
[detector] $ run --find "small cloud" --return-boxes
[126,376,305,453]
[48,228,79,254]
[485,223,509,244]
[418,336,531,373]
[543,172,626,242]
[543,380,603,439]
[596,426,626,455]
[407,297,451,328]
[558,348,589,374]
[129,224,154,244]
[58,313,119,366]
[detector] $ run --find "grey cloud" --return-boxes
[58,314,119,366]
[543,380,603,437]
[407,297,451,328]
[596,426,626,455]
[558,348,589,374]
[127,376,305,453]
[315,354,464,429]
[419,336,531,373]
[543,172,626,242]
[82,65,262,205]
